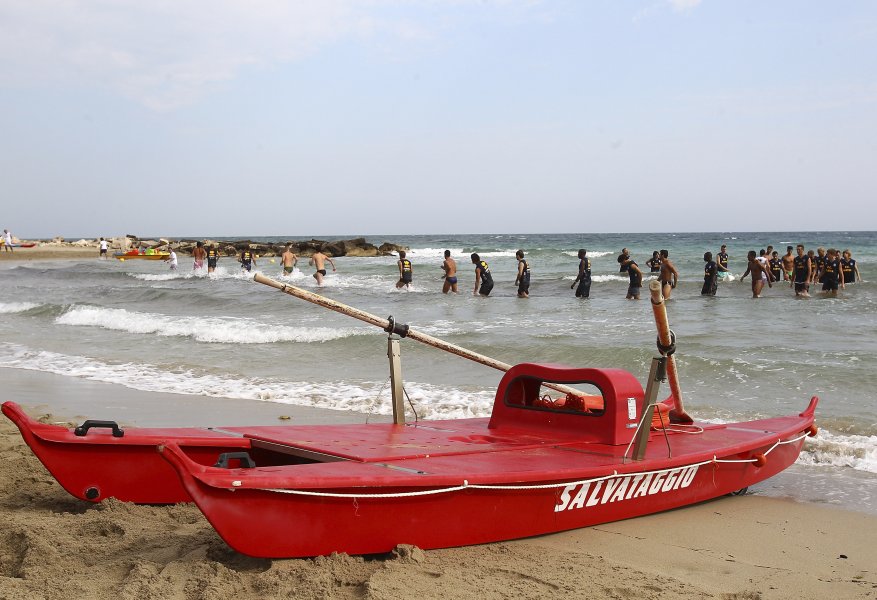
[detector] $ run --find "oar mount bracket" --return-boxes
[384,316,410,338]
[656,330,677,357]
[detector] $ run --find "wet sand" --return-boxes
[1,371,875,599]
[0,245,100,261]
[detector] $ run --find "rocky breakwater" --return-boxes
[171,237,407,258]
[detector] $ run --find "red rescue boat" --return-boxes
[2,279,818,558]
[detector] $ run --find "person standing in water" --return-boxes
[624,256,642,300]
[164,247,178,271]
[769,251,783,284]
[792,244,811,297]
[192,241,206,270]
[471,253,494,296]
[617,248,630,273]
[239,246,256,272]
[840,249,861,284]
[441,250,458,294]
[716,244,730,278]
[658,250,679,299]
[781,246,795,283]
[571,249,592,298]
[646,251,662,273]
[206,244,220,274]
[514,250,530,298]
[309,250,336,286]
[702,252,718,296]
[281,245,298,276]
[820,248,844,295]
[741,250,770,298]
[99,238,109,259]
[396,251,413,289]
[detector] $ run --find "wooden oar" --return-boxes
[253,274,585,398]
[648,279,693,424]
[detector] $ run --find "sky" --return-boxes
[1,0,876,238]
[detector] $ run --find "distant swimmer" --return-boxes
[658,250,679,299]
[617,248,630,273]
[741,250,770,298]
[514,250,530,298]
[841,249,861,284]
[309,250,336,286]
[239,247,256,272]
[164,248,178,271]
[441,250,458,294]
[820,248,844,295]
[396,250,413,289]
[570,249,592,298]
[792,245,811,297]
[206,244,219,274]
[781,246,795,283]
[716,244,730,278]
[624,256,642,300]
[192,241,206,270]
[646,251,662,273]
[471,253,494,296]
[3,229,12,253]
[702,252,718,296]
[281,245,298,276]
[769,251,783,284]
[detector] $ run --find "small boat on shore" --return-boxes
[113,251,169,260]
[2,280,818,558]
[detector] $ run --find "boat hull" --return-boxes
[113,253,169,260]
[159,422,811,558]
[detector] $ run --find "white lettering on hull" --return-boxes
[554,465,701,513]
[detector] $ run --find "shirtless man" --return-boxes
[309,251,336,285]
[192,241,207,270]
[756,249,774,289]
[781,246,795,283]
[740,250,770,298]
[441,250,458,294]
[658,250,679,300]
[281,245,298,276]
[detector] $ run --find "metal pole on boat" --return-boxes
[648,280,692,424]
[387,330,406,425]
[631,356,666,461]
[253,274,585,399]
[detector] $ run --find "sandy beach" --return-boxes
[1,372,874,600]
[0,245,100,261]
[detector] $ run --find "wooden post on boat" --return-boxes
[252,274,586,399]
[648,280,692,424]
[387,330,405,424]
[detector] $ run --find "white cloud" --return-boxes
[0,0,430,110]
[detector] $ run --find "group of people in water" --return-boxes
[181,241,863,299]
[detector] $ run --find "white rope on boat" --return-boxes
[241,430,812,499]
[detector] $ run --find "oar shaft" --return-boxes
[648,280,689,420]
[253,274,581,398]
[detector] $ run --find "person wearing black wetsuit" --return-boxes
[645,251,662,273]
[812,247,826,283]
[471,253,494,296]
[702,252,718,296]
[514,250,530,298]
[625,257,642,300]
[571,249,591,298]
[821,248,844,294]
[793,244,811,297]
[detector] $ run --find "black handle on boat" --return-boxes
[74,420,125,438]
[252,274,585,399]
[214,452,256,469]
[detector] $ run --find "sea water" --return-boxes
[1,232,874,512]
